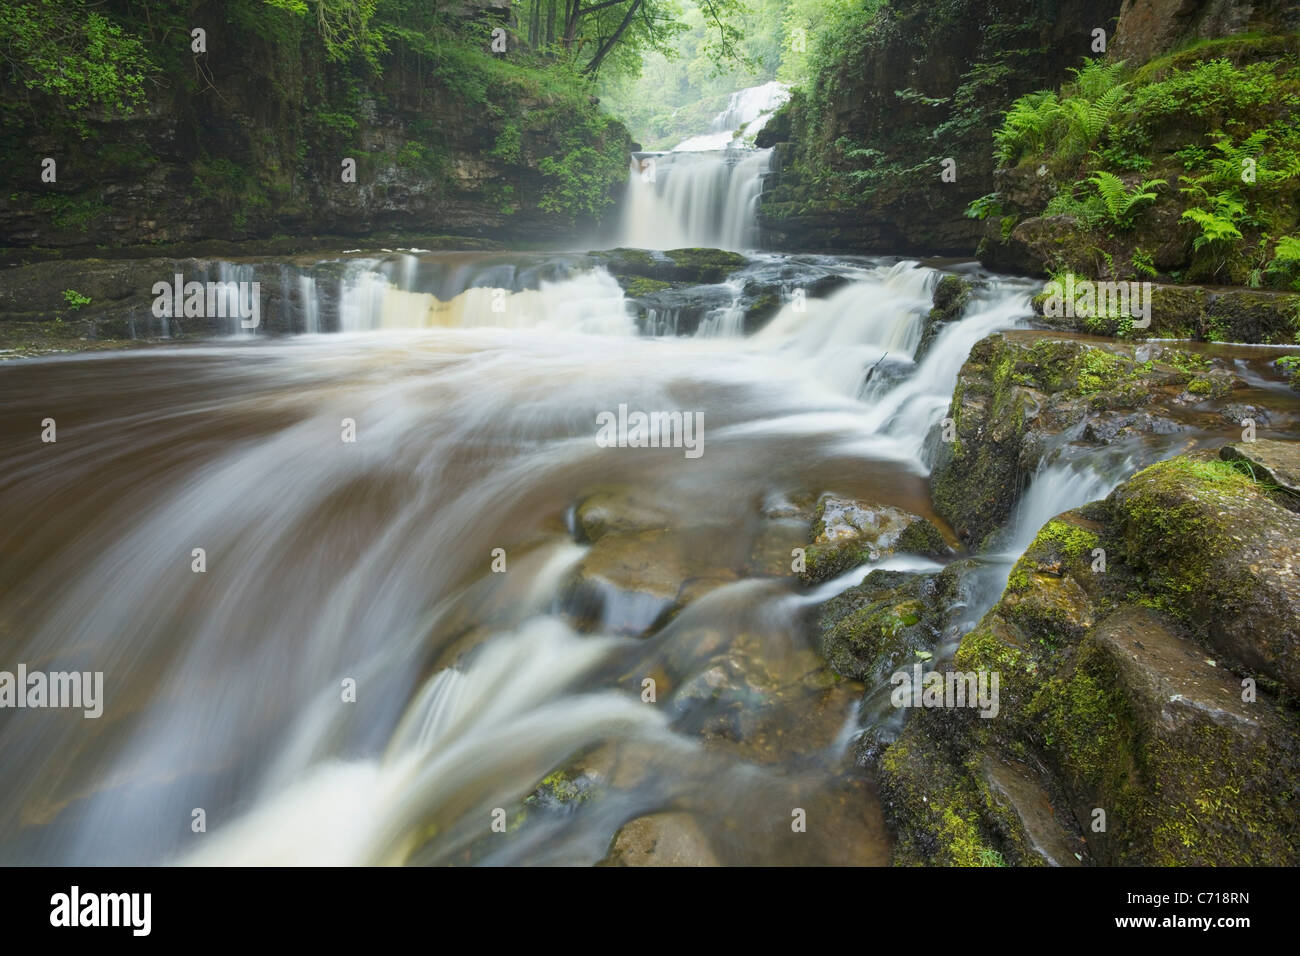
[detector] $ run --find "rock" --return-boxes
[799,494,917,584]
[602,813,719,866]
[1219,403,1271,427]
[915,275,973,362]
[979,755,1083,867]
[1113,0,1300,65]
[1220,438,1300,503]
[561,529,736,637]
[1110,453,1300,693]
[815,568,957,682]
[895,518,953,558]
[877,452,1300,865]
[930,332,1255,548]
[590,247,749,285]
[1203,290,1300,345]
[573,487,675,542]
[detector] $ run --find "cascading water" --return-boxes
[616,81,788,251]
[675,81,790,152]
[618,150,772,251]
[0,249,1039,865]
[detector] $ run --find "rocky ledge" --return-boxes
[877,446,1300,866]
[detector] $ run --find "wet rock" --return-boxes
[1110,453,1300,692]
[602,812,719,866]
[1203,289,1300,345]
[799,494,917,584]
[878,452,1300,866]
[979,756,1083,867]
[590,247,749,285]
[914,275,973,363]
[1028,278,1300,344]
[816,568,956,682]
[1219,438,1300,503]
[895,518,953,559]
[1219,403,1271,427]
[573,487,674,543]
[525,768,600,812]
[931,332,1252,548]
[561,529,735,637]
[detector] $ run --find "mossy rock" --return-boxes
[882,452,1300,865]
[798,494,917,584]
[816,569,954,681]
[895,518,952,558]
[1202,290,1300,344]
[1107,452,1300,694]
[915,275,973,361]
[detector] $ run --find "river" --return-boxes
[0,85,1127,866]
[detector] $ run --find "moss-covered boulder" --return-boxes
[589,248,749,285]
[931,331,1257,548]
[915,275,974,362]
[1203,290,1300,345]
[1108,453,1300,695]
[798,494,923,584]
[877,452,1300,866]
[816,569,957,682]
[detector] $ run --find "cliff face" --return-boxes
[1112,0,1300,63]
[757,0,1125,255]
[0,1,631,259]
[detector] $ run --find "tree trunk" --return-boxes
[581,0,641,75]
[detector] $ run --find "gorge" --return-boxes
[1,0,1299,871]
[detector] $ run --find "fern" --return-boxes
[993,91,1060,166]
[1265,235,1300,290]
[1182,206,1244,249]
[1088,172,1165,227]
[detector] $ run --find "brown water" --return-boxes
[1,258,1041,864]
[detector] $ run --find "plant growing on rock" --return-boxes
[1087,172,1165,229]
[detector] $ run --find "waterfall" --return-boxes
[618,149,772,251]
[676,80,790,152]
[0,253,1042,864]
[613,80,787,251]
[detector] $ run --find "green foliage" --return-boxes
[1266,235,1300,289]
[993,60,1128,168]
[0,0,154,122]
[490,124,522,164]
[1180,200,1244,254]
[62,289,90,310]
[538,111,629,222]
[1132,247,1157,278]
[993,91,1061,167]
[1088,172,1165,228]
[33,195,106,231]
[965,192,1004,221]
[990,41,1300,286]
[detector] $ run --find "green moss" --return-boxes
[1074,349,1125,394]
[937,805,1005,866]
[896,518,949,558]
[1027,642,1133,792]
[623,277,672,297]
[1109,456,1259,618]
[1035,519,1100,562]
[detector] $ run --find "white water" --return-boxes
[0,82,1073,866]
[0,255,1037,865]
[675,81,790,152]
[619,149,772,251]
[617,80,788,251]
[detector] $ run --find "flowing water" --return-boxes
[1,84,1210,866]
[617,81,788,251]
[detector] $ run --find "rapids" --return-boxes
[0,83,1105,866]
